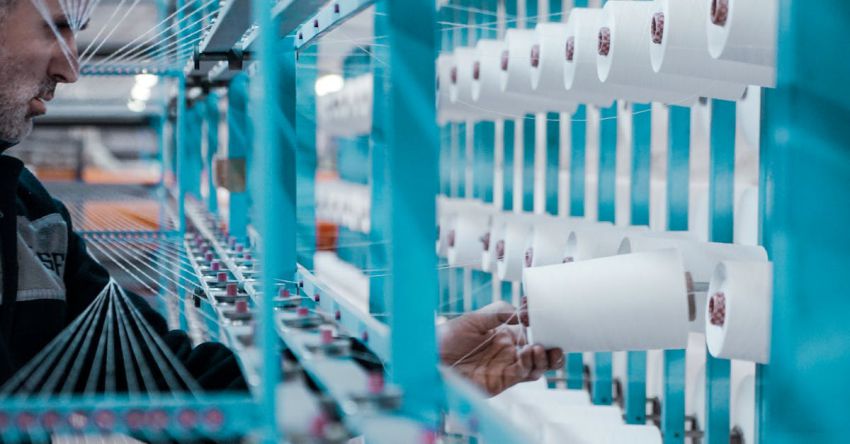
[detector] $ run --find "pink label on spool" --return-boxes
[16,412,36,429]
[598,27,611,56]
[125,410,145,430]
[565,37,576,62]
[93,410,115,430]
[217,272,227,283]
[147,410,168,430]
[205,252,214,262]
[203,409,224,430]
[367,372,385,394]
[279,288,291,298]
[296,307,309,317]
[709,292,727,326]
[211,261,221,272]
[226,283,238,297]
[41,411,62,429]
[651,13,665,44]
[320,327,334,345]
[711,0,729,26]
[530,44,541,68]
[177,409,198,429]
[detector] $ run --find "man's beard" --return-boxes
[0,50,55,147]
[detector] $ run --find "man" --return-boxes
[0,0,562,398]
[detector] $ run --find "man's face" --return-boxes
[0,0,79,145]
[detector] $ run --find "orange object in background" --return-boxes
[80,201,162,231]
[316,221,338,252]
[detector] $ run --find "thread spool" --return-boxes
[598,1,744,104]
[438,53,474,124]
[706,0,777,80]
[527,23,579,113]
[705,261,773,363]
[495,217,533,282]
[618,234,767,333]
[447,206,491,270]
[470,39,533,119]
[501,29,576,113]
[649,0,774,88]
[562,223,642,263]
[450,47,499,121]
[562,9,618,106]
[524,217,587,268]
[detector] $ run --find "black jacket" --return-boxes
[0,155,167,385]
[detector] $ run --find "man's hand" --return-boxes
[438,301,565,396]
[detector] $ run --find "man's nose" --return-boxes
[49,37,80,84]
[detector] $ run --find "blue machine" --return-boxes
[0,0,847,443]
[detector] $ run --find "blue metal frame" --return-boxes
[205,93,220,215]
[383,0,441,418]
[295,45,318,270]
[662,105,690,444]
[625,102,651,424]
[369,0,389,315]
[757,2,850,442]
[705,99,735,444]
[252,1,295,441]
[593,103,617,406]
[226,73,251,243]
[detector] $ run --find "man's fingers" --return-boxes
[471,301,522,330]
[530,345,548,380]
[547,348,565,370]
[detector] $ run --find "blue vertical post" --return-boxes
[624,103,651,423]
[705,99,735,444]
[384,0,441,417]
[759,2,850,442]
[227,74,251,243]
[472,0,495,310]
[252,0,293,440]
[174,0,194,233]
[662,105,690,444]
[187,103,204,200]
[592,103,617,405]
[175,82,188,232]
[369,2,389,315]
[296,46,318,270]
[205,93,220,215]
[565,105,586,390]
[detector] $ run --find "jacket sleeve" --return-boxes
[54,199,169,337]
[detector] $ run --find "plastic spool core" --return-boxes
[598,27,611,56]
[530,44,541,68]
[473,61,481,80]
[480,232,490,251]
[709,292,726,326]
[496,239,506,261]
[651,13,665,44]
[711,0,729,26]
[565,37,575,62]
[501,50,510,71]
